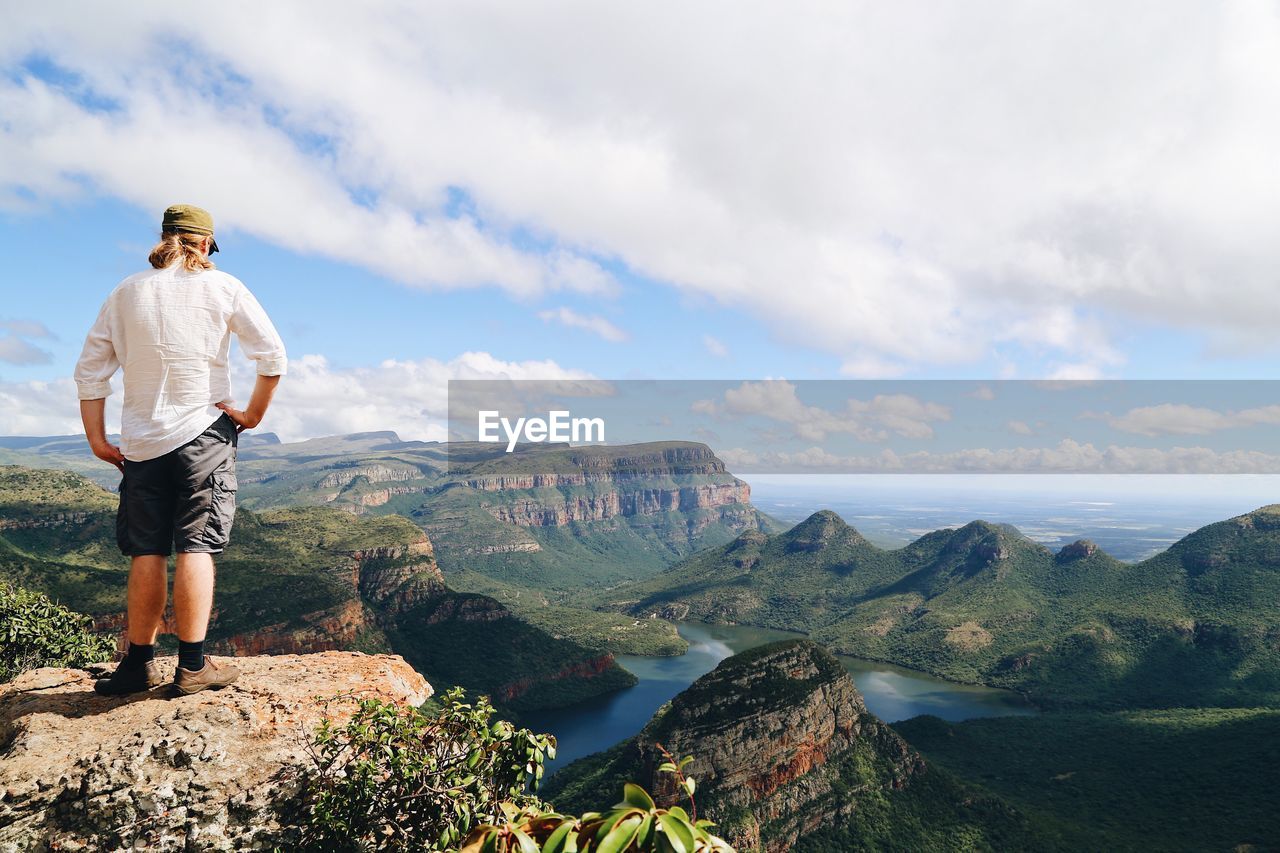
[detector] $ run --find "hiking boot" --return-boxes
[94,659,164,696]
[172,658,241,696]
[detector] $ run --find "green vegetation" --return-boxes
[606,508,1280,709]
[896,708,1280,851]
[0,464,116,523]
[0,582,116,682]
[293,689,554,851]
[461,782,732,853]
[387,593,638,713]
[290,689,730,852]
[450,569,688,656]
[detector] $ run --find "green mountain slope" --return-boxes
[545,639,1054,852]
[606,508,1280,708]
[0,464,634,711]
[896,708,1280,851]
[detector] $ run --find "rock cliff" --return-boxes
[0,652,430,851]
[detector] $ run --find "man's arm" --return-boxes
[80,398,124,472]
[74,295,123,471]
[216,374,281,433]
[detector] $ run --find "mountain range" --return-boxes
[0,464,633,712]
[604,507,1280,708]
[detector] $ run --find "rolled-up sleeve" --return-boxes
[73,297,119,400]
[229,284,288,376]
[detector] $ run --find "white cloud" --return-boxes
[717,439,1280,474]
[0,350,591,442]
[537,306,628,342]
[695,380,950,442]
[1007,420,1035,436]
[1107,403,1280,436]
[702,334,728,358]
[2,4,1279,374]
[0,317,55,365]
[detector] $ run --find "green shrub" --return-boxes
[0,582,116,683]
[292,689,734,852]
[295,688,556,851]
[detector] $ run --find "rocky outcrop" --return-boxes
[548,640,927,853]
[458,444,757,530]
[317,463,423,490]
[0,511,108,532]
[486,482,751,527]
[1057,539,1099,560]
[213,600,369,657]
[0,652,431,851]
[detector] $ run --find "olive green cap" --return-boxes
[161,204,219,253]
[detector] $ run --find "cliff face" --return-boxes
[459,444,755,529]
[546,640,927,852]
[486,482,750,526]
[0,652,431,851]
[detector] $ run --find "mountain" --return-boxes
[606,508,1280,709]
[543,639,1048,852]
[2,434,781,655]
[0,465,634,712]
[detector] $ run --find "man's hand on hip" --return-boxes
[217,374,281,434]
[215,402,259,434]
[90,439,126,473]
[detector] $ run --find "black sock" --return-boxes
[178,639,205,672]
[121,642,155,669]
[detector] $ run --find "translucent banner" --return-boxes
[446,379,1280,474]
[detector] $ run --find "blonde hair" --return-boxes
[148,231,216,272]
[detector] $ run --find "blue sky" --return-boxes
[2,4,1279,444]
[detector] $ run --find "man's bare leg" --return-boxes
[127,554,168,646]
[96,554,167,692]
[173,552,215,643]
[171,551,239,691]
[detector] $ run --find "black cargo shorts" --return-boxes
[116,413,239,556]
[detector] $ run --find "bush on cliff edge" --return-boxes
[292,688,732,852]
[0,582,116,683]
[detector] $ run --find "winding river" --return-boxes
[523,621,1036,775]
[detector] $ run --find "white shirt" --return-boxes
[74,263,288,462]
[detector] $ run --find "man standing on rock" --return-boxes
[74,204,287,696]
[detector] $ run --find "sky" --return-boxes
[2,2,1280,446]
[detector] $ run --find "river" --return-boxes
[522,621,1037,775]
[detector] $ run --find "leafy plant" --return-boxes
[461,748,733,853]
[0,581,116,683]
[293,688,556,851]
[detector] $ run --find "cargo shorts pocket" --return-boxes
[199,470,238,550]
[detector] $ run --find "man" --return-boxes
[75,204,286,696]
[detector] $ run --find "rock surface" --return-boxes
[0,652,431,851]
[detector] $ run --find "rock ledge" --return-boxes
[0,652,431,851]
